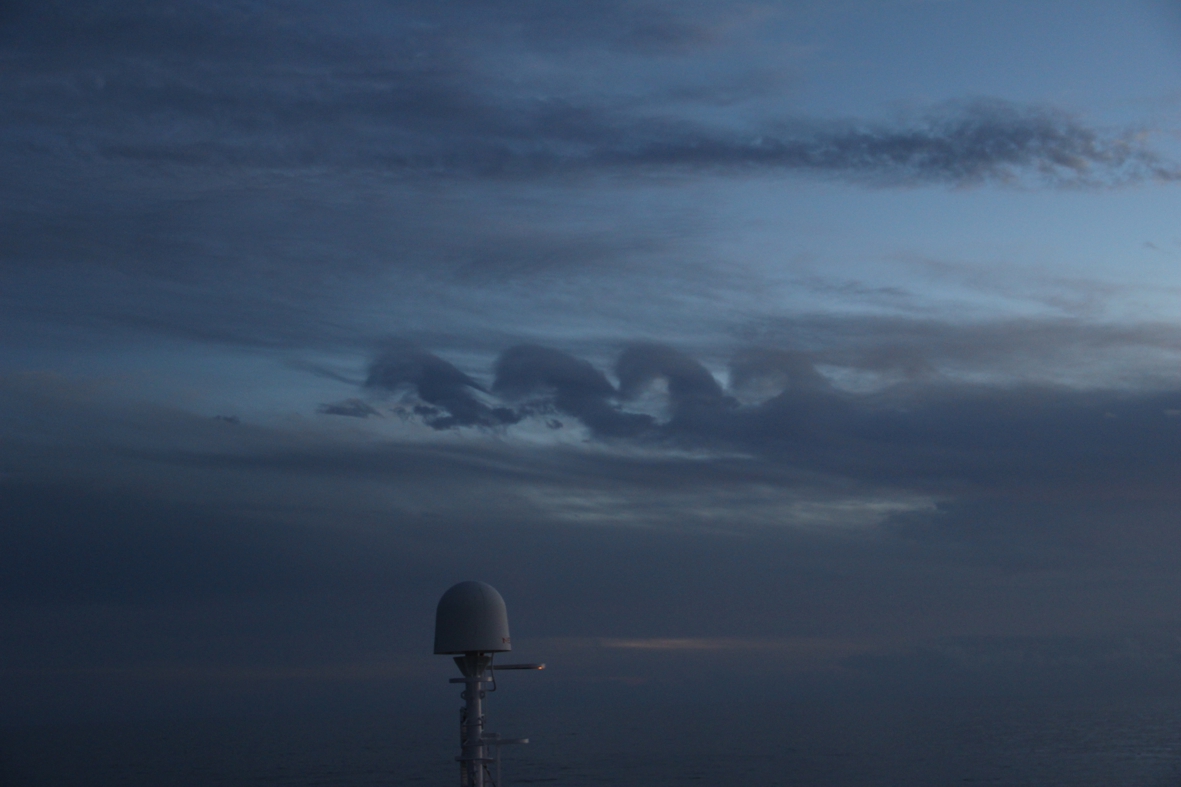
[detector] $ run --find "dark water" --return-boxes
[5,695,1181,786]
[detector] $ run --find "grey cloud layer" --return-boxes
[3,1,1175,359]
[1,3,1174,186]
[6,369,1181,653]
[7,0,1181,725]
[7,352,1181,723]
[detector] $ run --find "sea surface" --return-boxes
[5,694,1181,786]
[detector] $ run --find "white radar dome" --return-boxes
[434,581,512,654]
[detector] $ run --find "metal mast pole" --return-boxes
[456,653,491,787]
[434,583,542,787]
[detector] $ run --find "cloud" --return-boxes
[492,344,653,437]
[729,347,832,400]
[597,100,1180,186]
[2,2,1176,362]
[365,344,518,429]
[7,0,1181,726]
[615,343,733,424]
[617,344,725,402]
[743,315,1181,387]
[1,4,1173,187]
[8,367,1181,724]
[317,398,381,418]
[344,340,1181,510]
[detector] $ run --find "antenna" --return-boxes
[435,581,544,787]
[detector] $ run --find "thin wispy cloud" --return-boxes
[2,4,1174,187]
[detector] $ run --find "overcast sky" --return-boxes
[6,0,1181,724]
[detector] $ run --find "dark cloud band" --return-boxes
[1,4,1174,187]
[345,340,1181,503]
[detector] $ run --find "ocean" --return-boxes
[4,694,1181,786]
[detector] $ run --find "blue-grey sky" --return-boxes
[6,0,1181,724]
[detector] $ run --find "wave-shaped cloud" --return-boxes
[346,340,1181,503]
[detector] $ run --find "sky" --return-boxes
[6,0,1181,728]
